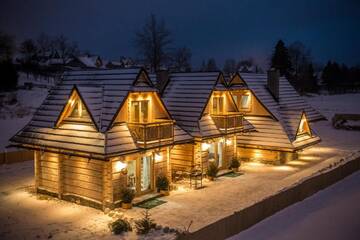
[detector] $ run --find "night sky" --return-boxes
[1,0,359,69]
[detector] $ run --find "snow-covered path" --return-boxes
[229,170,360,240]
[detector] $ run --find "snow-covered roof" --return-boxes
[231,73,324,151]
[162,71,253,138]
[10,68,193,159]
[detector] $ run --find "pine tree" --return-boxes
[271,40,292,77]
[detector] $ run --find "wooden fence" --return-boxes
[0,150,33,165]
[180,155,360,240]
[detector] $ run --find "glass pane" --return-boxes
[213,97,218,114]
[241,95,250,109]
[69,101,88,118]
[217,141,223,167]
[141,156,151,191]
[131,101,140,122]
[141,100,149,123]
[219,97,223,113]
[126,160,136,191]
[208,143,216,160]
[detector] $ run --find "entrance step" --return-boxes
[217,169,233,177]
[133,192,162,206]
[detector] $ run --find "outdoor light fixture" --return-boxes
[155,152,163,162]
[114,161,127,174]
[201,143,210,151]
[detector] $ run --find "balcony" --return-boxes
[211,112,244,134]
[128,119,174,148]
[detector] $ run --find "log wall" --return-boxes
[170,144,194,173]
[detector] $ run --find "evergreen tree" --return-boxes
[271,40,292,77]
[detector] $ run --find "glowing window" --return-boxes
[297,114,311,136]
[69,101,89,119]
[240,95,251,109]
[131,100,149,123]
[212,96,224,114]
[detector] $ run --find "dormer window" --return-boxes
[233,92,251,112]
[297,113,311,137]
[69,101,89,119]
[55,87,93,127]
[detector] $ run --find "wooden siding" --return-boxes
[62,155,104,202]
[38,151,59,193]
[170,144,194,173]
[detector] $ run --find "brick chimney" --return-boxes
[156,70,169,95]
[267,68,280,101]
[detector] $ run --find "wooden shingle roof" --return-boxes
[162,72,228,137]
[233,73,323,151]
[10,68,193,159]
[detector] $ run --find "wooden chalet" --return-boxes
[10,68,193,209]
[9,68,325,209]
[228,70,325,163]
[161,72,254,173]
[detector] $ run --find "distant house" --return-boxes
[10,68,324,209]
[67,55,103,69]
[106,57,137,69]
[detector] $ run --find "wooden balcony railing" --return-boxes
[211,112,244,134]
[128,120,174,148]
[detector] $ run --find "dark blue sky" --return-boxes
[1,0,359,69]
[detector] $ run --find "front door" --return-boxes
[208,141,224,168]
[126,155,153,195]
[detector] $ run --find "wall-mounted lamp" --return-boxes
[226,139,232,145]
[155,152,163,162]
[201,143,210,151]
[114,161,128,175]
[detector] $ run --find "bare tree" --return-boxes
[0,32,15,62]
[54,35,79,64]
[134,14,172,72]
[288,41,311,79]
[37,33,54,58]
[172,47,191,72]
[19,39,39,78]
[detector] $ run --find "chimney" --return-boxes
[267,68,280,101]
[156,70,169,95]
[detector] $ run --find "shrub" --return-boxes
[156,174,169,191]
[230,158,240,169]
[135,210,156,234]
[206,162,219,178]
[109,218,132,235]
[121,188,135,204]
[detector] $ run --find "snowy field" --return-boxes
[229,171,360,240]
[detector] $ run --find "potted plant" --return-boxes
[230,158,240,172]
[121,188,135,209]
[206,162,219,181]
[156,174,170,196]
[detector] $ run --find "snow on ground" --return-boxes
[228,170,360,240]
[0,87,48,151]
[306,93,360,119]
